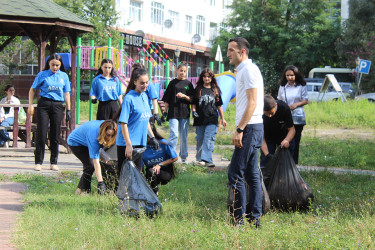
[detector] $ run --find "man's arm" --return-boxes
[260,136,269,156]
[232,88,257,148]
[280,126,296,148]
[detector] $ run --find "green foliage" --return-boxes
[214,0,341,95]
[53,0,121,49]
[12,171,375,248]
[337,0,375,92]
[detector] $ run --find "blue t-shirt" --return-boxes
[142,139,177,168]
[67,120,104,159]
[31,69,71,101]
[89,74,122,101]
[116,90,151,146]
[145,82,158,109]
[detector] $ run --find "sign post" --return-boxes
[215,45,223,73]
[356,59,371,96]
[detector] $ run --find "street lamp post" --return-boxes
[175,48,180,77]
[355,57,361,97]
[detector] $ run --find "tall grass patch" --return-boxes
[13,169,375,249]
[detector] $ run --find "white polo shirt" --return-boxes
[235,59,264,126]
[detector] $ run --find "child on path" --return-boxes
[192,68,227,168]
[161,63,194,164]
[90,59,123,120]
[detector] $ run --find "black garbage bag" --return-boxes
[267,147,314,211]
[116,148,162,217]
[227,165,271,216]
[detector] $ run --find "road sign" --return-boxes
[358,59,371,74]
[215,45,223,62]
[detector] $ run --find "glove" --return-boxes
[192,111,199,118]
[266,153,274,161]
[91,98,97,104]
[153,113,162,125]
[97,182,107,195]
[150,137,159,150]
[66,110,71,122]
[161,112,167,123]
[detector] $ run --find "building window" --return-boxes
[185,15,192,34]
[196,15,205,36]
[129,1,142,22]
[151,2,164,25]
[209,22,218,40]
[210,0,216,6]
[168,10,179,30]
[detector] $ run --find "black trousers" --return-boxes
[292,125,304,164]
[70,145,117,192]
[145,165,174,191]
[97,100,119,120]
[35,97,64,165]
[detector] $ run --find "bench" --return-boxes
[0,104,70,151]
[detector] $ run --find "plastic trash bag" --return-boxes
[18,107,27,124]
[227,165,271,216]
[267,147,314,211]
[116,147,162,217]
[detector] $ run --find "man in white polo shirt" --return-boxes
[226,37,264,228]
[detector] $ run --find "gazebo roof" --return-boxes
[0,0,93,35]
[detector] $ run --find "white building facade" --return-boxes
[115,0,233,76]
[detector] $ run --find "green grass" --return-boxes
[12,169,375,249]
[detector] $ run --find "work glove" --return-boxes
[192,111,199,118]
[153,113,162,125]
[66,110,71,122]
[266,153,274,161]
[91,98,97,104]
[150,137,159,150]
[161,112,168,123]
[97,182,107,195]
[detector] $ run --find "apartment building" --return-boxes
[115,0,233,77]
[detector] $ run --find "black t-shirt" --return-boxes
[162,78,194,119]
[193,87,223,126]
[263,100,294,144]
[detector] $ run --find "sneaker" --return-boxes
[4,141,9,148]
[207,162,215,168]
[197,161,206,166]
[50,164,59,171]
[181,159,187,164]
[34,164,41,171]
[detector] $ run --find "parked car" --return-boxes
[355,93,375,102]
[306,78,352,102]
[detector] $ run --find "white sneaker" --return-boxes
[34,164,41,171]
[4,141,9,148]
[197,161,206,166]
[181,159,187,164]
[50,164,59,171]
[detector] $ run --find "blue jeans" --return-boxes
[0,117,14,144]
[195,124,217,163]
[169,118,189,160]
[228,123,263,222]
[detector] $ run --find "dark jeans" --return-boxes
[292,125,304,164]
[35,97,64,165]
[145,165,174,192]
[260,138,295,187]
[97,100,119,120]
[70,145,117,193]
[228,123,263,222]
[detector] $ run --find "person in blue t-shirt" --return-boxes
[115,67,159,175]
[142,124,178,195]
[68,120,117,195]
[127,63,162,125]
[90,59,123,120]
[28,53,71,172]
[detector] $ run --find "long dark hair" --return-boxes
[44,53,66,72]
[195,67,221,102]
[94,59,115,78]
[278,65,306,86]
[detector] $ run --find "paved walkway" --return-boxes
[1,143,375,249]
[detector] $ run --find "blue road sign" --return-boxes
[358,59,371,74]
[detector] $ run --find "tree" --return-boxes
[213,0,341,95]
[337,0,375,93]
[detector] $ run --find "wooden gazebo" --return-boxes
[0,0,94,130]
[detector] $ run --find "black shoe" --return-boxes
[254,219,261,229]
[97,182,107,195]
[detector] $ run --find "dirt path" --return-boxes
[303,127,375,140]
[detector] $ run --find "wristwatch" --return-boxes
[236,127,244,133]
[158,163,163,167]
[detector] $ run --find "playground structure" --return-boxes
[70,37,235,124]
